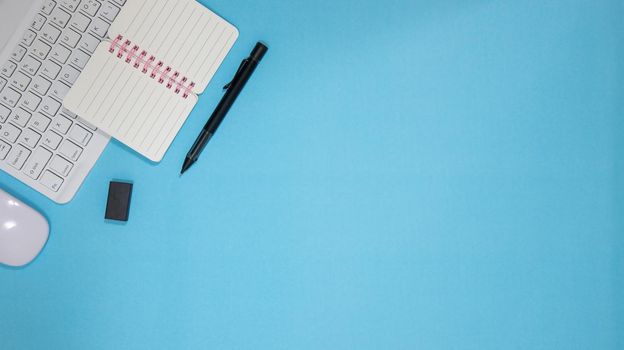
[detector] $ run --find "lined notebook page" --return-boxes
[108,0,239,93]
[63,0,238,161]
[64,44,197,162]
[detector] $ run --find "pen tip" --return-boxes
[180,159,192,175]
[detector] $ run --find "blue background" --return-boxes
[1,0,623,349]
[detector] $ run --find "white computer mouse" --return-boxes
[0,188,49,267]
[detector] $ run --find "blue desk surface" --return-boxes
[1,1,623,349]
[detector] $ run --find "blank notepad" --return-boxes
[63,0,238,162]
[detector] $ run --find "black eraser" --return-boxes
[105,181,133,221]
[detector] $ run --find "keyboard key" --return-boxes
[41,0,57,15]
[49,155,73,176]
[41,60,62,79]
[59,65,80,84]
[31,114,52,133]
[0,123,22,143]
[100,2,120,22]
[31,40,52,60]
[69,49,90,69]
[79,33,100,53]
[0,104,10,122]
[19,128,42,148]
[61,0,81,12]
[112,0,126,6]
[10,46,27,62]
[20,56,42,76]
[50,44,71,64]
[0,77,5,92]
[60,28,81,48]
[69,124,92,146]
[40,96,62,116]
[24,147,52,179]
[61,0,80,12]
[42,130,63,149]
[58,139,82,161]
[40,24,62,44]
[31,14,47,31]
[22,30,37,46]
[1,61,17,77]
[80,0,101,16]
[52,114,72,134]
[31,76,52,95]
[7,144,31,170]
[0,88,21,107]
[50,81,71,100]
[21,92,42,111]
[70,12,91,32]
[89,17,110,38]
[10,71,32,91]
[40,170,64,191]
[10,108,32,127]
[0,140,10,159]
[50,7,71,28]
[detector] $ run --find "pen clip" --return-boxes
[223,58,250,91]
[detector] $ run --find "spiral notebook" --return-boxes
[63,0,238,162]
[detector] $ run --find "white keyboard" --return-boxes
[0,0,126,203]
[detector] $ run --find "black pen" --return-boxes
[181,42,268,174]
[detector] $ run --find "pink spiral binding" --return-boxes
[108,35,195,99]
